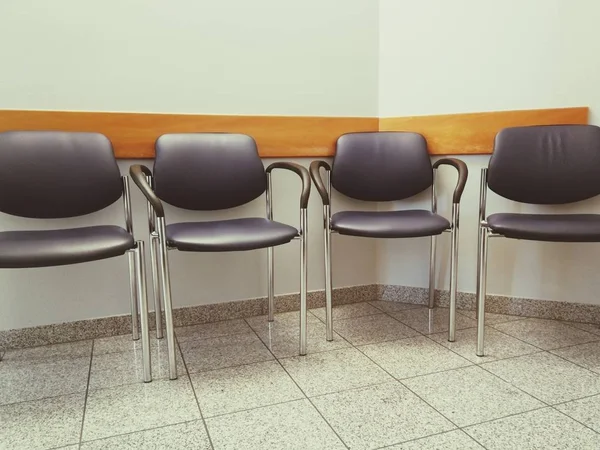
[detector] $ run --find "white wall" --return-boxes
[0,0,379,330]
[378,0,600,304]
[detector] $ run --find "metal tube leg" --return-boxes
[324,206,333,341]
[134,241,152,383]
[299,209,308,355]
[475,225,482,320]
[428,235,437,309]
[476,227,489,357]
[267,247,275,322]
[157,218,177,379]
[150,234,163,339]
[127,250,140,340]
[448,205,459,342]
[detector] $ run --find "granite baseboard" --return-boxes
[379,284,600,325]
[0,284,377,350]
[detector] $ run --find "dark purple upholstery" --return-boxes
[0,131,123,218]
[154,133,267,211]
[488,125,600,204]
[487,213,600,242]
[0,226,134,268]
[332,132,433,202]
[167,218,298,252]
[331,210,449,238]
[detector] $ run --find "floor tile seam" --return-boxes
[488,322,600,351]
[560,321,600,336]
[372,429,488,450]
[367,301,424,313]
[0,388,90,408]
[550,404,600,436]
[551,391,600,407]
[480,325,553,351]
[78,340,94,446]
[319,311,392,326]
[184,354,276,376]
[176,337,216,450]
[546,334,600,351]
[459,404,550,431]
[383,308,481,335]
[544,348,600,378]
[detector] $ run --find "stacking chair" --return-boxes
[310,132,467,341]
[476,124,600,356]
[0,131,151,381]
[130,133,310,380]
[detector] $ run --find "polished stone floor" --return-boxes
[3,301,600,449]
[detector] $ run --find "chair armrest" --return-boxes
[309,160,331,206]
[129,165,165,217]
[266,162,311,209]
[432,158,468,203]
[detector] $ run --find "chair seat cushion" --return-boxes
[166,218,299,252]
[0,225,135,268]
[331,210,450,238]
[487,213,600,242]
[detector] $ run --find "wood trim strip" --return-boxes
[0,110,378,159]
[379,107,589,155]
[0,107,589,158]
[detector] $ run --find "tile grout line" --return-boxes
[242,317,351,450]
[78,340,95,449]
[549,404,600,436]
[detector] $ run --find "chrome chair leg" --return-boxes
[324,205,333,341]
[127,250,140,340]
[134,240,152,382]
[428,235,437,309]
[150,234,163,339]
[448,204,460,342]
[476,226,489,357]
[157,217,178,380]
[267,246,275,322]
[299,209,308,355]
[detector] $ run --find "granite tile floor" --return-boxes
[4,301,600,449]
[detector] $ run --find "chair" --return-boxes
[130,133,311,380]
[310,132,468,341]
[0,131,151,381]
[476,124,600,356]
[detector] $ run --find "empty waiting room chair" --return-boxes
[0,131,151,381]
[130,133,311,380]
[476,124,600,356]
[310,132,467,342]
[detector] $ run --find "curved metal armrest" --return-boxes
[432,158,468,203]
[266,162,311,209]
[130,165,165,217]
[309,160,331,206]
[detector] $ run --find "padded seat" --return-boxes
[487,213,600,242]
[0,225,135,268]
[331,210,450,238]
[167,218,299,252]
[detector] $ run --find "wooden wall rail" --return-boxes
[0,107,589,158]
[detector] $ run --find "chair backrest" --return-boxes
[331,132,433,202]
[488,125,600,204]
[153,133,267,211]
[0,131,123,218]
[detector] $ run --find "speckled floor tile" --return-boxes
[206,399,346,450]
[359,335,472,379]
[333,314,420,346]
[310,302,381,322]
[555,394,600,433]
[429,327,539,364]
[458,310,526,325]
[482,352,600,404]
[83,377,200,441]
[564,322,600,335]
[551,341,600,374]
[311,382,454,450]
[403,365,543,427]
[0,393,84,450]
[2,340,92,361]
[369,301,425,314]
[175,319,252,343]
[246,310,322,330]
[464,407,600,450]
[249,315,350,358]
[81,420,211,449]
[391,308,477,335]
[89,343,185,390]
[190,360,303,417]
[0,356,90,405]
[180,332,273,374]
[93,334,164,355]
[386,430,484,449]
[492,318,599,350]
[280,347,392,397]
